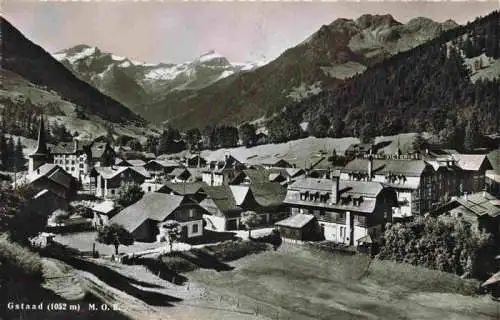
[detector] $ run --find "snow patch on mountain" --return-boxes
[54,46,97,64]
[144,65,186,81]
[197,50,225,63]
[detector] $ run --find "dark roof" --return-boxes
[232,168,270,184]
[160,181,208,195]
[249,183,287,207]
[110,193,192,232]
[453,193,500,218]
[275,214,316,229]
[342,159,430,176]
[26,164,74,189]
[201,185,242,214]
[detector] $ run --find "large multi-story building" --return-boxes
[283,177,397,245]
[52,140,115,183]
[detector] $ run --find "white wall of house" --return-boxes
[54,153,90,182]
[179,220,204,238]
[203,214,226,231]
[319,221,350,245]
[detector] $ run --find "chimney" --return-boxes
[331,176,339,205]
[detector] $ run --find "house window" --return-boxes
[192,224,199,233]
[111,189,115,195]
[148,186,152,192]
[189,209,195,218]
[72,160,75,165]
[71,167,75,172]
[79,163,84,168]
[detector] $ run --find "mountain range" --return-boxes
[52,46,266,115]
[0,17,155,142]
[48,14,459,128]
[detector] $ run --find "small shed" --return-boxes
[275,214,322,242]
[92,200,117,227]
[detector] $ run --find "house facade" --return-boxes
[93,166,149,199]
[25,164,78,200]
[202,155,245,186]
[52,140,115,183]
[341,158,442,218]
[283,177,397,245]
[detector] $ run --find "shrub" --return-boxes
[160,254,198,273]
[251,229,282,250]
[378,216,497,280]
[204,240,270,262]
[0,235,42,281]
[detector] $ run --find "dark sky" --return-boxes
[3,0,499,64]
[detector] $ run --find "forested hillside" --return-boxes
[268,11,499,147]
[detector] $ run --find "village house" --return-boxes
[201,182,288,231]
[168,168,199,183]
[431,191,500,242]
[341,158,440,219]
[92,166,150,199]
[24,163,78,201]
[183,154,207,168]
[229,168,271,185]
[275,214,323,242]
[109,192,206,242]
[202,154,245,186]
[450,154,492,194]
[91,200,118,228]
[143,159,181,180]
[282,177,397,245]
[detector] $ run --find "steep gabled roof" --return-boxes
[30,114,49,156]
[126,159,146,167]
[249,183,287,207]
[451,154,491,171]
[202,185,242,214]
[110,193,192,232]
[159,181,208,195]
[93,166,128,179]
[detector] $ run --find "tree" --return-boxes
[145,136,159,155]
[463,116,480,152]
[126,139,143,152]
[184,128,202,151]
[309,115,330,138]
[360,123,376,144]
[14,137,24,171]
[239,123,257,147]
[4,136,15,170]
[0,132,8,170]
[158,127,184,154]
[438,119,459,149]
[116,183,144,208]
[96,224,134,255]
[411,133,427,153]
[51,123,73,142]
[0,184,45,244]
[240,211,261,238]
[160,220,181,252]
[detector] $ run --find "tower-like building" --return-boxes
[28,114,50,174]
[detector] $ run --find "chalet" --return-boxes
[275,214,323,242]
[92,166,149,199]
[431,192,500,241]
[144,160,181,180]
[183,154,207,168]
[91,200,118,227]
[52,140,115,183]
[169,168,197,183]
[344,143,375,160]
[341,158,438,218]
[109,193,206,242]
[451,154,492,194]
[283,177,397,245]
[200,185,242,231]
[24,164,78,200]
[201,182,288,231]
[202,154,245,186]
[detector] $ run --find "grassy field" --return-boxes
[189,245,499,320]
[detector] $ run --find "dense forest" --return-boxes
[267,11,500,146]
